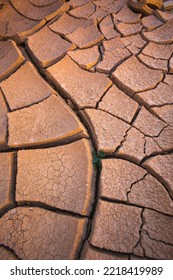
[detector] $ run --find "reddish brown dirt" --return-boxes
[0,0,173,260]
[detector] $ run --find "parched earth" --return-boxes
[0,0,173,260]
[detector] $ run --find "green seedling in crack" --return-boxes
[92,150,105,171]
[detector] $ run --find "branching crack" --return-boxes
[95,84,113,109]
[126,173,148,201]
[141,157,173,201]
[149,102,173,109]
[139,51,169,62]
[9,94,51,112]
[67,5,96,20]
[143,229,173,248]
[132,208,146,257]
[132,123,168,138]
[0,44,12,60]
[111,14,121,35]
[98,108,132,125]
[114,126,132,154]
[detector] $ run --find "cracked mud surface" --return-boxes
[0,0,173,260]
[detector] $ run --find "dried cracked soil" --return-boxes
[0,0,173,260]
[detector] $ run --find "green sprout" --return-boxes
[92,150,105,171]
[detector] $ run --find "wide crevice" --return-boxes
[132,208,147,258]
[78,166,102,259]
[11,152,17,204]
[126,173,148,201]
[0,244,21,260]
[0,203,17,218]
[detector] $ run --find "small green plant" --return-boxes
[92,150,105,171]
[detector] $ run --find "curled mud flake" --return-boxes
[127,0,163,15]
